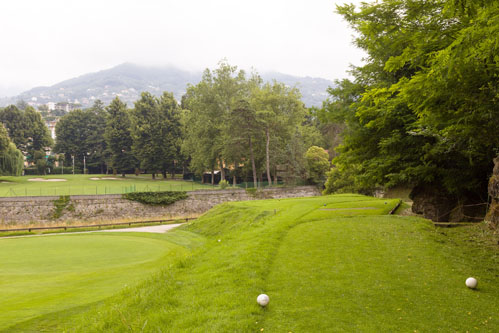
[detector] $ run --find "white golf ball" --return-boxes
[257,294,269,307]
[466,277,478,289]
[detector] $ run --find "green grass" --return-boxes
[2,194,498,332]
[0,232,205,331]
[0,174,214,197]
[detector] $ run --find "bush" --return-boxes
[122,191,188,206]
[219,179,229,189]
[51,167,75,174]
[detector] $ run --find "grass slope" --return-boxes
[0,232,200,330]
[4,194,498,332]
[0,174,212,197]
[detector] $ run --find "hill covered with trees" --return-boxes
[0,63,333,108]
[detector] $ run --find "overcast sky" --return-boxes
[0,0,365,97]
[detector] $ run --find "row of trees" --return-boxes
[53,93,182,179]
[321,0,498,209]
[0,63,331,184]
[182,62,322,186]
[51,62,328,184]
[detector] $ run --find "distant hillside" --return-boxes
[0,63,333,108]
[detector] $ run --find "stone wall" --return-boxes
[0,186,320,226]
[486,157,499,229]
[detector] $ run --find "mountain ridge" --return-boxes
[0,63,333,108]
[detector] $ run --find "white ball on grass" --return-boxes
[466,277,478,289]
[257,294,269,307]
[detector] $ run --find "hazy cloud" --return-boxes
[0,0,365,97]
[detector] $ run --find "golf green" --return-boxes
[0,233,182,330]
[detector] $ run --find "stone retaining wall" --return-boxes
[0,186,320,225]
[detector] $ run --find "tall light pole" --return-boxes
[83,152,90,174]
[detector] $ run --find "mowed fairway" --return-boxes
[0,232,193,330]
[2,194,498,332]
[0,174,212,197]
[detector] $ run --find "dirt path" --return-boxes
[1,224,183,239]
[101,224,182,234]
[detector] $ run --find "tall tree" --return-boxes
[228,99,260,187]
[54,109,90,171]
[85,100,108,173]
[0,105,53,160]
[131,92,181,179]
[0,124,24,176]
[182,61,246,183]
[322,0,499,218]
[105,97,137,176]
[252,82,305,186]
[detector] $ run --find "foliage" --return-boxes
[182,61,247,183]
[305,146,329,184]
[50,195,72,219]
[323,0,499,199]
[183,61,309,186]
[0,105,53,159]
[219,179,229,189]
[122,191,188,206]
[131,92,182,179]
[104,97,137,175]
[0,124,23,176]
[54,101,109,173]
[0,143,24,176]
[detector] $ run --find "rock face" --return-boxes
[485,157,499,229]
[410,184,456,222]
[410,183,488,223]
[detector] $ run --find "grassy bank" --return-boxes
[3,194,496,331]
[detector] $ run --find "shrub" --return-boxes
[219,179,229,189]
[122,191,188,206]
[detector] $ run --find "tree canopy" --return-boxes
[323,0,499,202]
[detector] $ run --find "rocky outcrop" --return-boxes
[485,157,499,229]
[410,184,456,222]
[410,183,487,222]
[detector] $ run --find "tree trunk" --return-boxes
[162,170,167,179]
[122,173,125,177]
[265,128,272,187]
[274,165,278,185]
[249,137,257,188]
[211,169,214,185]
[220,160,225,182]
[152,173,155,180]
[233,174,237,187]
